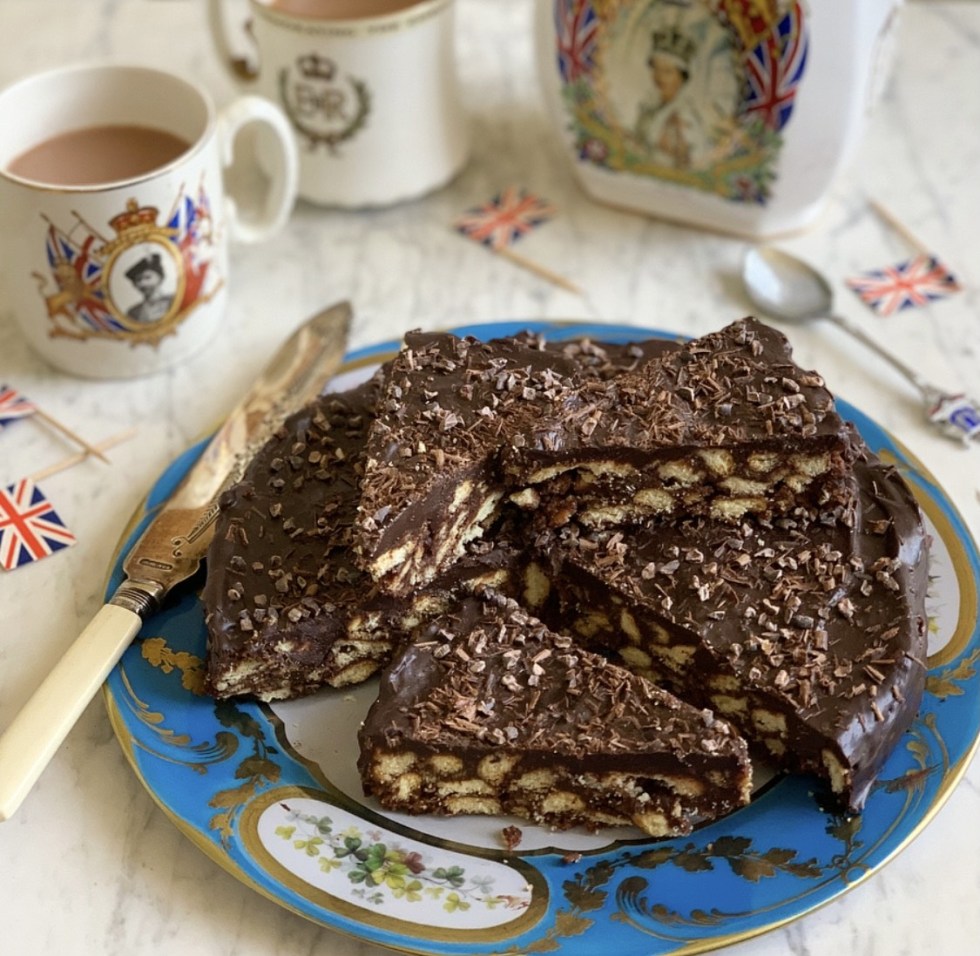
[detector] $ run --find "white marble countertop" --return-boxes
[1,1,978,954]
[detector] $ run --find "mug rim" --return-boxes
[0,61,217,194]
[249,0,451,27]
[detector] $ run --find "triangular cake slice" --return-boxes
[535,432,928,811]
[203,378,524,701]
[354,330,590,597]
[203,380,400,700]
[355,319,853,597]
[509,317,855,530]
[357,591,752,837]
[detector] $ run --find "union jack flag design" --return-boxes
[44,225,125,335]
[455,188,557,250]
[0,479,76,570]
[554,0,599,83]
[846,255,962,317]
[0,384,37,429]
[167,184,213,311]
[743,1,808,132]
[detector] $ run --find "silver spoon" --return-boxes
[742,246,980,444]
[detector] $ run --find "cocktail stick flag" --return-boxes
[845,254,962,317]
[454,188,582,295]
[455,187,557,250]
[0,384,37,428]
[0,383,109,462]
[0,479,77,570]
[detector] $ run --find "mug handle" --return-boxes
[207,0,259,81]
[218,95,298,244]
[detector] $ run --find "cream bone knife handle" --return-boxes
[0,301,353,821]
[0,603,142,821]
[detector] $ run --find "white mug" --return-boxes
[535,0,902,238]
[0,63,298,378]
[208,0,470,207]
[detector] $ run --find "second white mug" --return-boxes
[208,0,470,208]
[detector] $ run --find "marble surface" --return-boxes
[1,1,978,953]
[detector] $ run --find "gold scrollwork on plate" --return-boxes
[114,657,239,773]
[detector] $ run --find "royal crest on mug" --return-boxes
[35,186,222,347]
[278,53,371,153]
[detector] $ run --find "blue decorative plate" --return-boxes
[103,321,980,955]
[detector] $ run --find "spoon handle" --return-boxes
[828,313,980,443]
[826,312,933,397]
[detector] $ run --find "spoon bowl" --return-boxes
[742,246,834,323]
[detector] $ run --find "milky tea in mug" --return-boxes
[0,64,298,378]
[7,124,192,187]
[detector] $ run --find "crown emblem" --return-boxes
[650,27,697,65]
[108,198,160,236]
[298,53,337,82]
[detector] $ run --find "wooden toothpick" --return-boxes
[32,408,111,463]
[869,199,933,257]
[494,246,584,297]
[454,187,585,297]
[26,428,137,482]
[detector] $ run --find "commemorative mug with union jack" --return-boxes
[0,63,298,378]
[537,0,902,238]
[207,0,470,208]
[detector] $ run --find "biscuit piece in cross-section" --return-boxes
[357,591,752,837]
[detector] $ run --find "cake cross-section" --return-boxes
[358,591,752,837]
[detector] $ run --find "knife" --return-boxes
[0,301,352,821]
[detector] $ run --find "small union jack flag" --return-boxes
[555,0,599,83]
[845,255,962,317]
[743,1,809,132]
[0,384,37,429]
[455,188,557,250]
[0,479,76,570]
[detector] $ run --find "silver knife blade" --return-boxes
[113,299,352,619]
[0,300,352,821]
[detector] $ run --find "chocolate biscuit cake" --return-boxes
[535,433,928,811]
[355,319,854,597]
[204,319,928,832]
[358,591,752,837]
[204,336,661,700]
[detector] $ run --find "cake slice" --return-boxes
[354,330,591,597]
[356,319,854,597]
[536,432,929,811]
[506,317,855,528]
[203,380,401,700]
[358,591,752,837]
